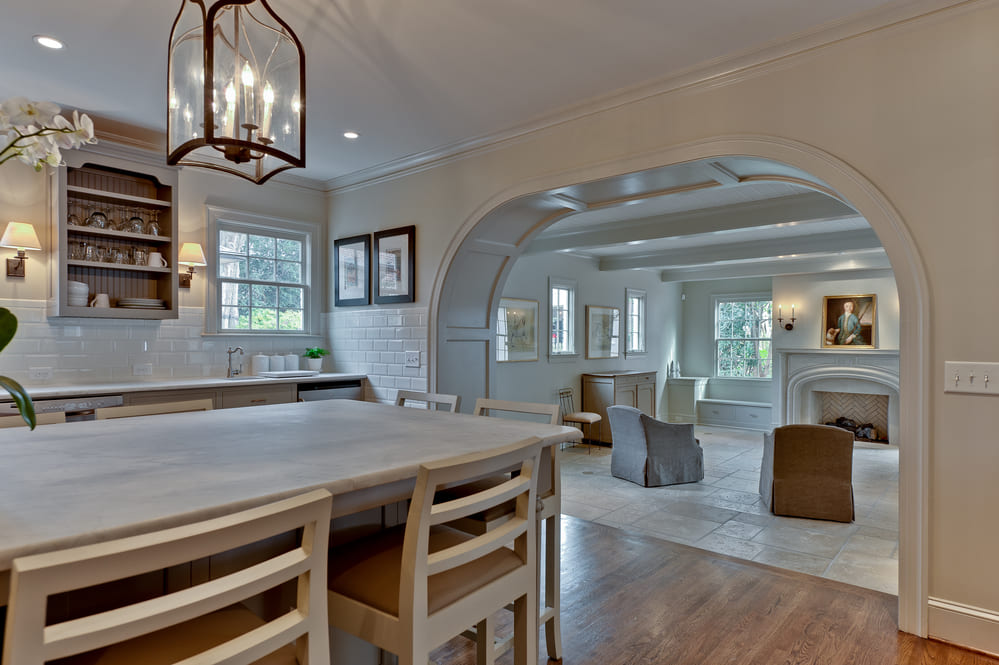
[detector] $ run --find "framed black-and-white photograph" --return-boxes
[586,305,621,359]
[496,298,538,362]
[334,234,370,306]
[374,225,415,304]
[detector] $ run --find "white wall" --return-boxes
[772,269,899,351]
[326,4,999,650]
[495,252,680,413]
[679,277,772,403]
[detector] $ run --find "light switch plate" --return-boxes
[944,361,999,395]
[132,363,154,376]
[405,351,420,368]
[29,367,53,381]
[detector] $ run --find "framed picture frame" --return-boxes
[374,225,415,304]
[586,305,621,359]
[333,234,370,307]
[496,298,539,362]
[822,294,877,348]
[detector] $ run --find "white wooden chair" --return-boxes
[395,389,461,412]
[95,398,214,420]
[327,436,544,665]
[0,412,66,428]
[468,398,563,665]
[2,489,333,665]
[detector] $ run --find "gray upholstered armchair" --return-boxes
[606,405,704,487]
[759,424,855,522]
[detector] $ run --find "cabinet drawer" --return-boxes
[221,384,295,409]
[699,402,737,421]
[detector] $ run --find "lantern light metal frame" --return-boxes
[167,0,306,184]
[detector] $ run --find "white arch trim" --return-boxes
[428,134,930,636]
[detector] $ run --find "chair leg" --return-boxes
[542,512,563,664]
[513,587,539,665]
[476,615,497,665]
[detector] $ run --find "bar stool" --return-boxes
[327,436,544,665]
[558,387,601,453]
[2,489,333,665]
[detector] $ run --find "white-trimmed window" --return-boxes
[549,277,576,356]
[715,295,772,378]
[205,206,322,336]
[626,288,646,355]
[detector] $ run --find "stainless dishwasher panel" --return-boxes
[297,380,362,401]
[1,395,124,421]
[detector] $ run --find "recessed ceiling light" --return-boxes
[626,240,644,245]
[33,35,64,50]
[343,131,360,140]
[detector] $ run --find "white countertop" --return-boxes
[4,372,366,401]
[0,399,579,573]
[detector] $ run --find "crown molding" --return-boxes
[325,0,976,195]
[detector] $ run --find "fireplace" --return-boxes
[775,349,900,445]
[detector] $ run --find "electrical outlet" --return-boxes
[405,351,420,368]
[944,361,999,395]
[29,367,53,381]
[132,363,154,376]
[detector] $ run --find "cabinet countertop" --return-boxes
[1,373,367,401]
[582,370,656,377]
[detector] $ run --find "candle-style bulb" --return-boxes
[241,62,254,88]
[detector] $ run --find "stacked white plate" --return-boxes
[118,297,166,310]
[67,281,89,307]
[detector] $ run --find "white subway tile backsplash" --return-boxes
[0,301,328,387]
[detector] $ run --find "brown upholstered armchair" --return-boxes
[759,424,855,522]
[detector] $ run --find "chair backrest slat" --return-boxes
[396,390,461,412]
[3,490,332,665]
[430,474,531,525]
[472,398,559,425]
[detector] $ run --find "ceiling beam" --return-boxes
[526,192,857,254]
[599,228,882,271]
[658,251,892,282]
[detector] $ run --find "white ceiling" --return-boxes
[1,1,908,279]
[2,0,909,185]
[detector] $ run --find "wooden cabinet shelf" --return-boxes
[67,226,171,244]
[66,260,172,274]
[49,152,179,320]
[66,184,173,209]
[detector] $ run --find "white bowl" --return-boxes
[68,282,89,294]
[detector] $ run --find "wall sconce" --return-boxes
[777,303,796,331]
[0,222,42,278]
[177,242,207,288]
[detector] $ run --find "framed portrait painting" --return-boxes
[822,294,877,348]
[333,234,370,307]
[374,225,415,304]
[496,298,538,362]
[586,305,621,359]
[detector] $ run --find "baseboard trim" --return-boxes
[928,597,999,657]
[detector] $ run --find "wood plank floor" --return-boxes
[431,516,998,665]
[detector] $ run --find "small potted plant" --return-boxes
[303,347,329,371]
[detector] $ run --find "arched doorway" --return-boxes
[428,135,929,636]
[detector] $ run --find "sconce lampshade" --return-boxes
[0,222,42,252]
[178,242,208,266]
[167,0,306,184]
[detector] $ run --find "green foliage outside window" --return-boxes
[715,299,772,378]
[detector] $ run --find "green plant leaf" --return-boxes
[0,307,17,354]
[0,375,36,430]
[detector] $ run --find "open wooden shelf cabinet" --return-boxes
[48,151,180,319]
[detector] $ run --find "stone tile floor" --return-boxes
[559,425,899,595]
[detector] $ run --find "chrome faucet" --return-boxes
[226,346,244,377]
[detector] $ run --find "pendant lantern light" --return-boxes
[167,0,305,184]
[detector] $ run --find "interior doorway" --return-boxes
[428,136,929,636]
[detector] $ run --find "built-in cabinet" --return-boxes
[666,377,708,423]
[123,384,298,410]
[49,151,179,319]
[581,370,657,444]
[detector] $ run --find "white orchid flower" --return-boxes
[72,111,96,144]
[50,114,78,149]
[2,98,61,128]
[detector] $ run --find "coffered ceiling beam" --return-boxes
[658,250,891,282]
[599,228,881,271]
[526,192,857,254]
